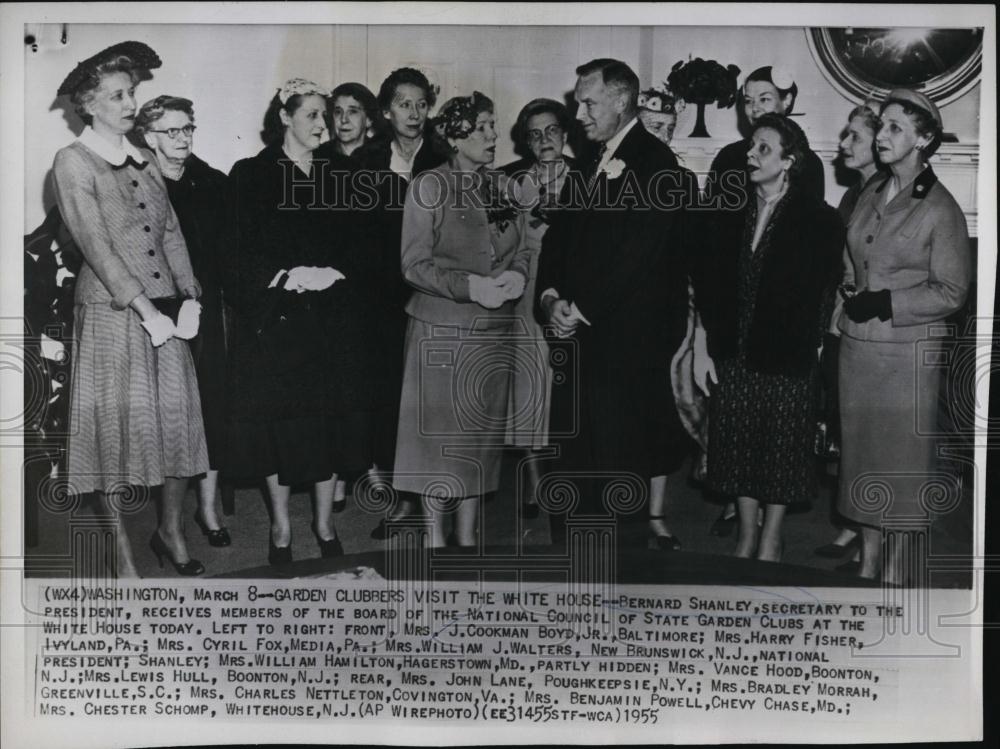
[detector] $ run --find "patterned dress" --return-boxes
[707,194,817,505]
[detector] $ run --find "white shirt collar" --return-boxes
[599,117,639,166]
[78,126,147,167]
[389,138,423,179]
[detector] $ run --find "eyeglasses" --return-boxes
[526,124,563,143]
[148,125,197,139]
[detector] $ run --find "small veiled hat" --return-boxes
[57,41,161,97]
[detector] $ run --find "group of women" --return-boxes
[50,42,970,584]
[693,66,970,584]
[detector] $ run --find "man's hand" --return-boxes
[543,296,579,338]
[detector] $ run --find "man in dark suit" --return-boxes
[536,58,693,545]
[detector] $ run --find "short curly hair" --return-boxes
[70,56,141,127]
[511,98,572,159]
[880,97,943,159]
[376,67,437,113]
[750,113,811,182]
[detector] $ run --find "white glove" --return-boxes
[495,270,526,301]
[287,266,346,292]
[468,275,505,310]
[173,299,202,340]
[140,312,175,348]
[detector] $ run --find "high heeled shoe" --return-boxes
[648,516,682,551]
[709,506,737,537]
[814,535,860,559]
[150,532,204,576]
[314,528,344,559]
[193,510,231,547]
[268,535,292,566]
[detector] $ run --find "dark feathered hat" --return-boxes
[57,41,161,97]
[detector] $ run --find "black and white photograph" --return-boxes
[1,3,994,746]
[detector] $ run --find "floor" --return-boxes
[25,450,974,587]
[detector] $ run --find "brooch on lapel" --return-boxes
[601,158,626,180]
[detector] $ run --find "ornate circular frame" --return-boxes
[806,27,983,106]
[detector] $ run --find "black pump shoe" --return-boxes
[814,535,860,559]
[268,536,292,566]
[150,532,204,576]
[193,511,231,547]
[315,531,344,559]
[710,507,737,537]
[648,516,682,551]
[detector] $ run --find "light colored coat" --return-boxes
[52,139,198,310]
[400,164,530,330]
[837,167,971,343]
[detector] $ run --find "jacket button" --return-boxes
[132,180,139,187]
[148,250,155,256]
[153,272,161,279]
[866,235,873,244]
[143,225,151,232]
[139,202,146,209]
[863,261,869,269]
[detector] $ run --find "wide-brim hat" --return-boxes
[883,88,942,130]
[57,41,161,97]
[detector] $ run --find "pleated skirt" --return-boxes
[66,303,208,495]
[836,333,939,527]
[393,318,511,498]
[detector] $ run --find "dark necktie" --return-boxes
[587,143,607,190]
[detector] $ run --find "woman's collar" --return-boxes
[77,126,147,167]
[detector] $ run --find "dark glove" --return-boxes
[843,289,892,323]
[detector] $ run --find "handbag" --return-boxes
[150,296,184,323]
[252,278,326,376]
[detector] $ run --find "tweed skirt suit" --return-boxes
[836,167,971,527]
[393,165,530,498]
[52,131,208,495]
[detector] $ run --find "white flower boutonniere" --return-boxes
[601,158,626,180]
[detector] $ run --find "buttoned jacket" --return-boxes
[837,166,971,343]
[52,137,197,310]
[400,164,530,329]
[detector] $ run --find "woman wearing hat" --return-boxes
[703,64,827,537]
[393,92,530,548]
[637,87,682,146]
[134,94,231,549]
[836,89,971,583]
[52,42,208,576]
[224,78,368,566]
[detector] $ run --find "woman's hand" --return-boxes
[495,270,526,301]
[468,275,506,309]
[692,324,717,395]
[843,289,892,323]
[140,313,176,348]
